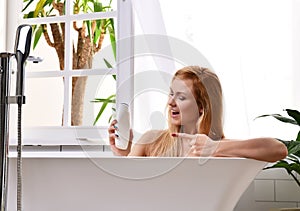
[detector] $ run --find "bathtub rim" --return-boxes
[8,150,268,164]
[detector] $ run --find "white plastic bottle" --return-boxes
[115,103,131,150]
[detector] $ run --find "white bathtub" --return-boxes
[7,154,266,211]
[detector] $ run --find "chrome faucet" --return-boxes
[0,24,35,211]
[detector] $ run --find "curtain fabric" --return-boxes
[130,0,215,140]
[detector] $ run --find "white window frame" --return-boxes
[9,0,134,147]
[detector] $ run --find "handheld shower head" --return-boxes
[14,24,32,99]
[14,25,32,62]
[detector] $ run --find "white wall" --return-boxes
[0,0,7,51]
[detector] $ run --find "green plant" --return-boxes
[90,56,116,125]
[91,93,115,125]
[22,0,116,125]
[256,109,300,186]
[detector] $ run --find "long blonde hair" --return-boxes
[146,66,224,156]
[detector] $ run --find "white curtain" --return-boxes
[131,0,174,139]
[130,0,298,141]
[131,0,215,140]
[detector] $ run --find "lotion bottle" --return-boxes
[115,103,131,150]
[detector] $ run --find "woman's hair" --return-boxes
[147,66,224,156]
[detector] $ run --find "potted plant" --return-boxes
[257,109,300,211]
[22,0,116,126]
[257,109,300,186]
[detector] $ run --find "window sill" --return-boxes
[10,126,110,146]
[8,151,114,158]
[8,145,114,158]
[9,126,114,158]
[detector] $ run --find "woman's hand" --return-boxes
[108,119,132,156]
[173,133,219,157]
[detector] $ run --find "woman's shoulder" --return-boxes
[143,129,165,136]
[137,129,166,145]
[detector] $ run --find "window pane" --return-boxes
[76,0,117,14]
[77,75,116,126]
[26,24,61,72]
[72,18,116,70]
[22,1,66,18]
[24,78,64,126]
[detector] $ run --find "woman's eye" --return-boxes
[169,93,174,96]
[178,96,186,101]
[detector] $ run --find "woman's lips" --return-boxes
[171,111,180,118]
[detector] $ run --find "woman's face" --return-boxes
[168,78,200,131]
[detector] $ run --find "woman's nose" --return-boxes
[168,95,176,106]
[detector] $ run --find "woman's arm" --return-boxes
[214,138,288,162]
[128,143,147,156]
[174,133,288,162]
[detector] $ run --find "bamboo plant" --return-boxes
[22,0,116,125]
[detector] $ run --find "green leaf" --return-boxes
[108,21,116,60]
[94,2,102,12]
[86,20,92,42]
[82,0,89,12]
[23,11,34,19]
[295,131,300,142]
[45,0,53,6]
[92,94,116,125]
[91,98,115,103]
[286,154,300,163]
[285,140,300,153]
[33,25,43,49]
[290,163,300,175]
[96,19,101,29]
[264,160,291,171]
[22,0,35,12]
[103,58,113,68]
[34,0,48,17]
[93,103,108,125]
[255,114,298,125]
[286,109,300,126]
[93,28,101,44]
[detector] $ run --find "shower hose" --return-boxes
[17,103,22,211]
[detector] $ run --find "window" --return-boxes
[7,0,133,145]
[7,0,299,147]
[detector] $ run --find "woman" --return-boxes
[108,66,287,162]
